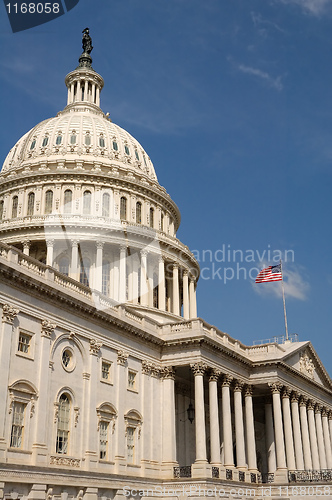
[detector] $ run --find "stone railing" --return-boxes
[288,470,332,483]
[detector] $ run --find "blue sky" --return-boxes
[1,0,332,374]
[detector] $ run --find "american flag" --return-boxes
[255,264,282,283]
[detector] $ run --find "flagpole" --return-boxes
[280,259,289,341]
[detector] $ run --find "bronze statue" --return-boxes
[82,28,93,54]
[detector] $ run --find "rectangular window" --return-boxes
[101,361,112,381]
[128,370,136,391]
[99,421,109,460]
[18,332,32,354]
[10,402,25,448]
[127,427,135,463]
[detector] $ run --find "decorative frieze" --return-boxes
[50,456,80,467]
[117,350,129,365]
[89,339,102,355]
[2,304,19,324]
[41,319,56,337]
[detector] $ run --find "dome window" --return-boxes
[83,190,92,215]
[64,190,72,214]
[125,145,130,155]
[136,202,142,224]
[143,155,147,166]
[149,207,154,228]
[27,192,35,216]
[120,197,127,221]
[56,135,62,145]
[12,196,18,219]
[42,137,49,147]
[70,134,76,145]
[99,137,105,148]
[135,150,140,161]
[113,141,118,151]
[0,200,3,220]
[30,140,36,150]
[85,135,91,146]
[45,190,53,215]
[102,192,110,217]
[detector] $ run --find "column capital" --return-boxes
[120,244,127,253]
[161,366,176,380]
[41,319,56,337]
[158,255,165,263]
[321,407,328,418]
[299,396,308,407]
[328,411,332,420]
[307,399,315,411]
[190,362,208,376]
[89,339,102,355]
[221,374,233,387]
[142,360,153,375]
[140,249,148,258]
[315,403,322,414]
[244,384,254,397]
[21,239,31,249]
[233,380,245,392]
[46,239,55,247]
[268,382,283,394]
[2,304,19,324]
[281,387,291,398]
[172,263,179,270]
[71,239,79,248]
[291,391,300,403]
[183,269,189,277]
[117,350,129,365]
[209,368,221,382]
[96,241,105,249]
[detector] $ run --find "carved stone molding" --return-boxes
[41,319,56,337]
[209,368,221,382]
[2,304,19,324]
[161,366,175,380]
[74,407,80,427]
[117,350,129,365]
[141,360,153,375]
[50,456,80,467]
[89,339,102,355]
[221,374,234,387]
[299,352,315,379]
[190,362,208,376]
[268,382,283,394]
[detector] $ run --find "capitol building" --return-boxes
[0,33,332,500]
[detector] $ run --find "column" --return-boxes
[115,350,128,473]
[92,83,96,104]
[161,367,177,465]
[132,254,139,304]
[32,320,56,463]
[322,408,332,469]
[222,375,234,467]
[84,80,88,101]
[172,265,180,316]
[141,362,152,465]
[209,369,221,465]
[189,278,197,318]
[315,405,327,469]
[307,400,320,469]
[265,396,276,473]
[269,383,286,469]
[329,412,332,449]
[70,240,79,281]
[46,239,54,267]
[245,385,257,471]
[140,250,148,306]
[0,305,19,450]
[70,82,74,103]
[234,381,246,470]
[182,271,189,320]
[119,245,126,303]
[22,240,31,256]
[158,257,166,311]
[96,87,100,107]
[299,397,312,470]
[191,363,208,462]
[281,387,296,470]
[290,392,304,470]
[94,241,104,293]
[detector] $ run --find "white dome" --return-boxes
[1,108,157,181]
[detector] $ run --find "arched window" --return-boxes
[56,135,62,145]
[149,207,154,228]
[45,190,53,215]
[136,202,142,224]
[0,200,4,220]
[160,213,164,232]
[56,394,70,454]
[27,192,35,216]
[12,196,18,218]
[99,137,105,148]
[102,192,110,217]
[120,197,127,221]
[125,145,130,155]
[80,258,90,286]
[64,190,72,214]
[85,134,91,146]
[42,137,48,147]
[102,260,110,296]
[112,141,118,151]
[70,134,76,145]
[83,190,91,215]
[59,257,69,276]
[30,140,36,150]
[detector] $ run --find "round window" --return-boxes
[61,348,75,372]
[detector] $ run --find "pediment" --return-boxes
[283,342,332,389]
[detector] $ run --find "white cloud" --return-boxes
[237,64,284,91]
[252,265,310,300]
[278,0,332,15]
